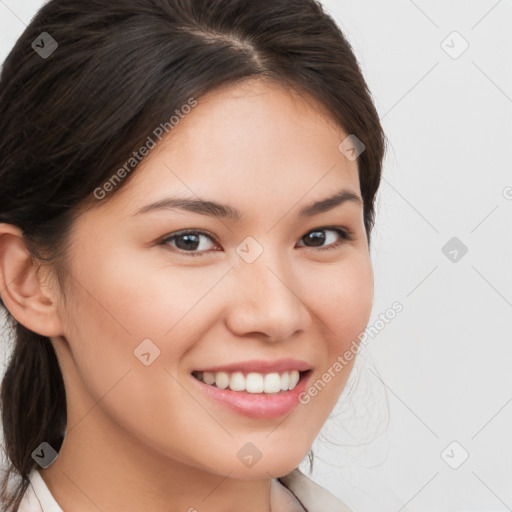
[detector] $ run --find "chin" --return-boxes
[224,462,300,481]
[222,447,310,480]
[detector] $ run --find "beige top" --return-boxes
[18,467,353,512]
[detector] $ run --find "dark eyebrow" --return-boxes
[298,189,362,218]
[133,189,362,220]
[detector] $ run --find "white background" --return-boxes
[1,1,511,511]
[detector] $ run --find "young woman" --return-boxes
[0,0,387,510]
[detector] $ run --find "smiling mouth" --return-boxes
[191,370,310,394]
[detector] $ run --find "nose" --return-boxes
[224,247,311,342]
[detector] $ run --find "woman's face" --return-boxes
[50,78,373,480]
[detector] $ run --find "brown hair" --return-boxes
[0,0,387,509]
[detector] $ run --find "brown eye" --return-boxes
[160,230,218,256]
[297,227,352,251]
[159,226,353,258]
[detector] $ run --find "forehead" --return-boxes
[88,78,361,219]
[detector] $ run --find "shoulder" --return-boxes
[278,468,354,512]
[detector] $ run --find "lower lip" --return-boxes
[191,371,312,419]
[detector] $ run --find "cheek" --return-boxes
[61,251,234,428]
[59,262,211,457]
[75,246,229,340]
[301,254,374,352]
[290,257,373,436]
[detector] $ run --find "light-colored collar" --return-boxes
[278,468,354,512]
[20,468,63,512]
[21,467,353,512]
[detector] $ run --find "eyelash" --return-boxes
[159,226,354,257]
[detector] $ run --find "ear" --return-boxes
[0,223,65,338]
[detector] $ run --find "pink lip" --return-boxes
[191,369,312,420]
[193,358,312,374]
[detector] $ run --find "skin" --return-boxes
[0,78,374,512]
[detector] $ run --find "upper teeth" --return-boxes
[195,370,301,393]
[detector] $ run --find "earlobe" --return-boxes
[0,223,64,338]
